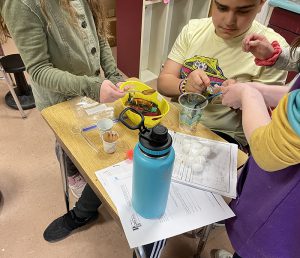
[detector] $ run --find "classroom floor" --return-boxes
[0,39,234,258]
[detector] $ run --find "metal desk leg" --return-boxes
[134,246,146,258]
[194,224,214,258]
[58,145,70,212]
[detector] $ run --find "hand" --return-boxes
[242,33,274,60]
[219,83,251,110]
[211,79,236,94]
[99,80,127,103]
[115,82,124,88]
[221,78,236,87]
[185,69,210,93]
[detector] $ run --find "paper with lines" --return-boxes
[95,161,234,248]
[169,130,238,198]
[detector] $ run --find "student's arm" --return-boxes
[245,82,290,107]
[2,1,102,102]
[98,37,124,85]
[158,20,210,97]
[243,33,299,72]
[249,91,300,171]
[275,47,300,72]
[243,32,288,83]
[221,84,300,171]
[157,59,184,97]
[158,60,210,97]
[221,86,271,141]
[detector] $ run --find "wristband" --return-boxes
[179,78,187,94]
[255,41,282,66]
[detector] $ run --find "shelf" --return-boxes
[145,0,163,6]
[141,2,168,78]
[140,69,158,82]
[117,0,211,79]
[107,17,117,22]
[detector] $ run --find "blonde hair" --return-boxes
[0,0,108,44]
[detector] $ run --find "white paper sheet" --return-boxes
[169,131,238,198]
[95,161,235,248]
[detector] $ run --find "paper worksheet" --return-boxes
[95,161,235,248]
[169,130,238,198]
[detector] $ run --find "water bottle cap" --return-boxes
[139,125,172,154]
[150,125,168,144]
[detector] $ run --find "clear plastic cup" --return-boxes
[178,93,208,131]
[101,131,119,154]
[96,118,114,135]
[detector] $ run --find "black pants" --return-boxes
[56,142,102,218]
[133,240,167,258]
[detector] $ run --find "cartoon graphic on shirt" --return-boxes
[180,56,227,86]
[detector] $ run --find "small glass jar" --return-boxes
[206,85,214,95]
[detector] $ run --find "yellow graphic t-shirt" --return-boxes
[169,18,288,146]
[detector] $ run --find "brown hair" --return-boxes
[290,36,300,65]
[0,15,9,44]
[0,0,108,44]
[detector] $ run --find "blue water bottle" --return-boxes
[119,107,175,219]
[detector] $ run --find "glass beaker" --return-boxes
[178,93,208,131]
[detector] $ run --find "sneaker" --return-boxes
[68,173,86,199]
[211,249,233,258]
[43,209,98,242]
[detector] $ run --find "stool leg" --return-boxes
[194,224,214,258]
[134,246,146,258]
[58,144,70,212]
[1,69,26,118]
[14,71,30,95]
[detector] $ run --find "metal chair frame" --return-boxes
[0,61,26,118]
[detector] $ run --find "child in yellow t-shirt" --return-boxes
[158,0,288,147]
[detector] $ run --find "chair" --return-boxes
[0,62,26,118]
[184,225,214,258]
[0,54,35,118]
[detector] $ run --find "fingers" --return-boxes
[108,82,128,95]
[109,83,121,91]
[243,38,258,52]
[198,70,210,87]
[242,36,251,52]
[242,33,267,52]
[243,34,258,52]
[123,85,132,91]
[115,82,124,88]
[100,80,127,103]
[248,40,260,47]
[186,69,210,92]
[218,86,230,95]
[222,79,236,87]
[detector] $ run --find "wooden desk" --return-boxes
[42,97,248,258]
[41,98,248,221]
